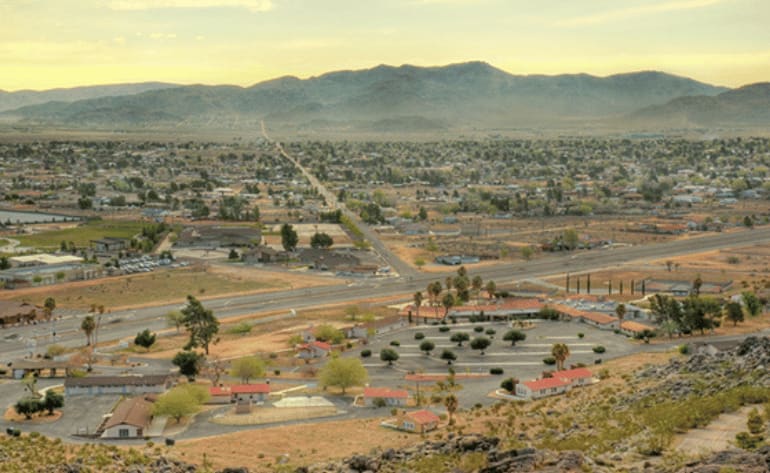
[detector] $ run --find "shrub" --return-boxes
[227,322,252,335]
[439,326,451,333]
[592,345,606,354]
[500,377,517,393]
[414,332,425,340]
[543,357,556,365]
[474,326,484,333]
[678,344,690,355]
[489,367,504,375]
[577,333,585,339]
[360,349,372,358]
[373,397,387,408]
[273,369,281,376]
[598,368,610,380]
[390,340,400,347]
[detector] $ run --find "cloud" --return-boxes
[149,32,177,39]
[555,0,725,27]
[106,0,272,13]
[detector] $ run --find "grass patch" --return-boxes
[227,322,253,335]
[16,220,146,250]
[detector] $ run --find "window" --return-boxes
[119,428,130,438]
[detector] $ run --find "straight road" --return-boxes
[3,226,770,360]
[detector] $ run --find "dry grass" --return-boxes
[211,406,338,426]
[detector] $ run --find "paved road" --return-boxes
[3,226,770,360]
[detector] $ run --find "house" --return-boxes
[231,384,270,404]
[208,385,234,404]
[0,301,39,327]
[65,374,172,396]
[447,298,545,321]
[100,397,153,439]
[515,377,572,400]
[349,316,407,339]
[553,304,619,329]
[398,409,440,433]
[551,368,593,387]
[363,387,409,407]
[619,320,655,337]
[8,359,74,379]
[90,237,130,254]
[297,341,332,359]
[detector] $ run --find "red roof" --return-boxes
[552,304,617,325]
[522,377,571,392]
[364,387,409,399]
[209,386,231,396]
[230,384,270,394]
[405,409,440,425]
[552,368,592,380]
[620,321,654,333]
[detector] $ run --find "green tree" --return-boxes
[444,394,458,425]
[134,329,156,351]
[152,386,203,422]
[485,280,496,299]
[43,297,56,320]
[470,337,491,355]
[181,295,219,355]
[563,228,579,250]
[442,292,455,317]
[229,356,266,384]
[725,301,745,326]
[503,330,526,346]
[380,348,399,366]
[228,248,239,260]
[419,340,435,355]
[743,291,763,317]
[172,350,204,381]
[318,356,368,394]
[14,397,43,420]
[500,378,518,393]
[314,324,345,344]
[683,296,721,335]
[166,310,185,333]
[412,291,423,323]
[43,390,64,415]
[418,206,428,221]
[280,223,299,252]
[81,315,96,346]
[615,303,626,322]
[520,246,534,260]
[440,349,457,365]
[0,256,9,270]
[310,232,334,249]
[551,343,570,370]
[450,332,470,347]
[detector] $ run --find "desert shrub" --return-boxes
[360,349,372,358]
[489,368,504,375]
[593,345,606,354]
[543,357,556,365]
[390,340,400,347]
[439,326,450,333]
[414,332,425,340]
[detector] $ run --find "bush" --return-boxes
[439,326,450,333]
[489,367,504,375]
[227,322,252,335]
[414,332,425,340]
[598,368,610,380]
[500,378,517,393]
[273,369,281,376]
[474,326,484,333]
[360,349,372,358]
[373,397,387,408]
[678,344,690,355]
[577,333,585,339]
[390,340,400,347]
[543,357,556,365]
[592,345,606,354]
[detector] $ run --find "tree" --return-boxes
[725,301,745,326]
[450,332,470,347]
[228,248,240,260]
[43,390,64,415]
[563,228,579,250]
[440,349,457,365]
[743,291,763,317]
[551,343,570,370]
[134,329,156,351]
[429,281,443,318]
[520,246,534,260]
[683,296,721,335]
[650,294,685,337]
[419,340,435,355]
[181,295,219,355]
[471,275,483,301]
[470,337,491,355]
[615,304,626,323]
[319,357,368,394]
[412,291,423,323]
[444,394,458,424]
[500,378,518,393]
[485,280,496,300]
[14,397,42,420]
[81,315,96,346]
[380,348,399,366]
[747,408,764,435]
[43,297,56,320]
[692,274,703,296]
[172,350,204,381]
[442,293,455,317]
[0,256,9,270]
[310,232,334,249]
[152,386,203,422]
[418,206,428,221]
[230,356,266,384]
[503,330,526,346]
[280,223,299,252]
[166,310,184,333]
[314,324,345,344]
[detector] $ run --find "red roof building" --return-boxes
[363,387,409,406]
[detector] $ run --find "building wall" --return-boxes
[234,392,266,403]
[101,424,143,439]
[364,396,406,407]
[66,384,166,396]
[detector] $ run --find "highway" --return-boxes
[3,225,770,361]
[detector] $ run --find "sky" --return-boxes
[1,0,769,91]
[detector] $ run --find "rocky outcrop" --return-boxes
[675,446,770,472]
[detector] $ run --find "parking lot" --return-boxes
[349,319,638,407]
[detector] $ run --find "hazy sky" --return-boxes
[2,0,769,90]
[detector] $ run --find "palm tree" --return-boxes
[471,275,483,302]
[445,276,453,293]
[413,291,423,324]
[551,343,570,370]
[444,394,458,425]
[430,281,442,318]
[81,315,96,346]
[442,293,455,318]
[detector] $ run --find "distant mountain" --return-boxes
[627,82,770,128]
[0,82,178,113]
[1,62,731,131]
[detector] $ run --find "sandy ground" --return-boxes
[674,406,753,454]
[211,406,338,426]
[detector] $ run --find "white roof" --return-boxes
[10,254,84,265]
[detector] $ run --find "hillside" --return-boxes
[1,62,728,131]
[0,82,177,113]
[628,82,770,128]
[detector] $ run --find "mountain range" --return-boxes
[0,82,176,113]
[2,62,767,132]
